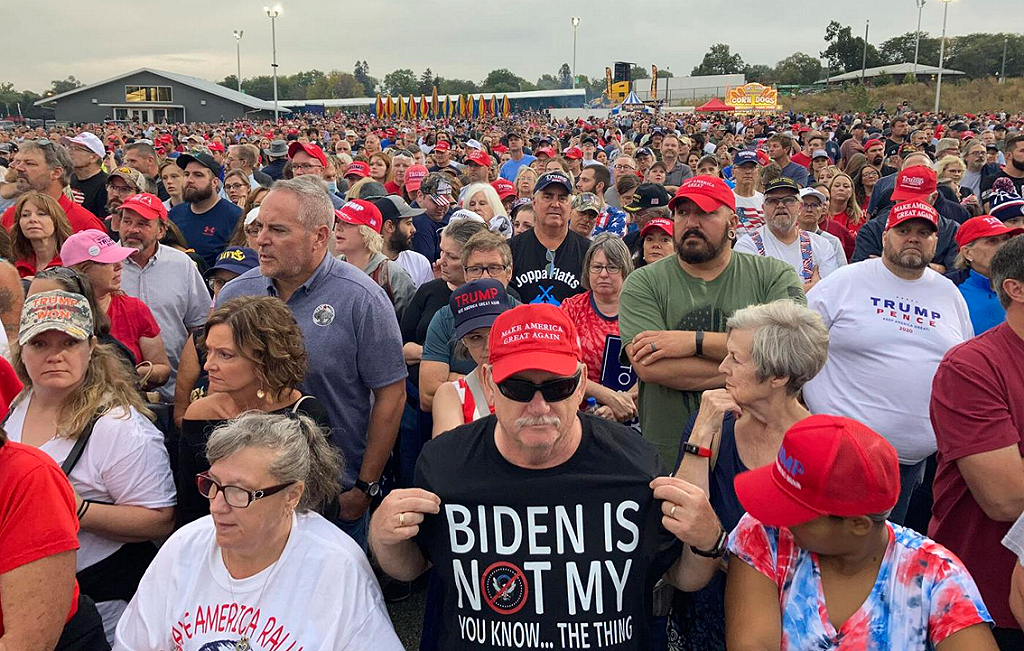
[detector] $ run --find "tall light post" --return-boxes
[264,5,281,122]
[934,0,952,114]
[571,17,581,89]
[913,0,926,77]
[1001,36,1009,84]
[861,20,870,84]
[233,30,243,93]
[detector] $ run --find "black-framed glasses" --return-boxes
[196,472,294,508]
[207,277,230,293]
[464,264,508,278]
[588,264,621,275]
[497,370,581,403]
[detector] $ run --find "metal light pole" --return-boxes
[861,20,870,84]
[1001,36,1009,84]
[934,0,952,113]
[233,30,243,92]
[571,17,581,89]
[264,5,281,122]
[913,0,926,77]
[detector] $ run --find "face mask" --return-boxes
[328,180,338,193]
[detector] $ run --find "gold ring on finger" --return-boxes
[399,512,406,527]
[670,505,677,519]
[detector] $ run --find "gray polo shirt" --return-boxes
[217,252,407,488]
[121,244,210,401]
[664,160,694,187]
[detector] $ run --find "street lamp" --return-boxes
[1001,36,1009,84]
[913,0,925,77]
[233,30,244,93]
[264,5,281,122]
[571,17,581,90]
[934,0,952,114]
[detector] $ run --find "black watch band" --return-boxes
[691,528,727,558]
[354,479,381,498]
[695,329,705,357]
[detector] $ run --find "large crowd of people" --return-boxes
[0,104,1023,651]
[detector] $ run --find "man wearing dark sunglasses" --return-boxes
[370,303,722,650]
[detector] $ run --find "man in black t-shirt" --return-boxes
[509,172,590,306]
[370,304,724,651]
[63,132,109,217]
[981,134,1024,210]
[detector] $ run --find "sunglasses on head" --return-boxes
[497,370,581,403]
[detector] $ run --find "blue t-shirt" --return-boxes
[958,269,1006,334]
[168,198,242,266]
[411,209,451,263]
[499,155,537,181]
[779,161,810,187]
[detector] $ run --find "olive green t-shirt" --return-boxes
[619,251,805,468]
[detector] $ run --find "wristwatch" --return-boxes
[691,527,728,559]
[354,479,382,498]
[681,442,712,458]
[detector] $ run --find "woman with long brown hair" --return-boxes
[10,191,73,278]
[827,171,865,238]
[6,289,175,643]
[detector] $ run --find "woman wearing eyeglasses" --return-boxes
[10,191,72,279]
[223,169,251,207]
[115,412,404,651]
[559,234,638,423]
[431,279,511,437]
[6,290,175,644]
[61,230,171,390]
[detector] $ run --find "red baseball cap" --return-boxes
[863,138,884,151]
[345,161,370,179]
[433,140,450,152]
[563,146,583,160]
[755,149,771,167]
[334,199,383,233]
[491,179,516,201]
[287,141,327,168]
[405,165,429,192]
[488,304,582,384]
[491,144,509,154]
[734,415,900,528]
[207,141,225,153]
[535,147,556,158]
[955,215,1024,248]
[891,165,938,201]
[119,193,167,221]
[668,176,737,213]
[885,199,939,231]
[466,150,492,167]
[640,217,674,239]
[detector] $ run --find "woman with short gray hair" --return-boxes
[560,233,638,423]
[114,412,404,651]
[665,299,828,650]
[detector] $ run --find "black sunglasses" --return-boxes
[497,370,581,403]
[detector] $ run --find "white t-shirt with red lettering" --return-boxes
[113,512,403,651]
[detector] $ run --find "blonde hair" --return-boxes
[514,166,538,196]
[10,192,73,264]
[935,155,965,181]
[828,172,863,226]
[11,342,153,438]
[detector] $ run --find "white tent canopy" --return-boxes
[612,91,649,114]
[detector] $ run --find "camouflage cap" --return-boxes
[18,290,94,346]
[106,166,147,191]
[571,192,602,214]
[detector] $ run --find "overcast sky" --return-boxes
[8,0,1018,92]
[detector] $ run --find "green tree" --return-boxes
[558,63,573,89]
[354,60,377,96]
[946,33,1024,79]
[743,64,775,84]
[773,52,823,85]
[655,69,674,79]
[535,74,561,91]
[382,68,419,95]
[50,76,82,95]
[629,65,649,81]
[821,21,883,74]
[480,69,532,93]
[240,75,275,100]
[437,78,479,95]
[419,68,434,95]
[879,32,941,67]
[307,71,364,99]
[219,75,240,92]
[692,44,745,76]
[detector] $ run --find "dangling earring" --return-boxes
[256,388,267,400]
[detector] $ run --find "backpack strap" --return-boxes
[62,417,100,476]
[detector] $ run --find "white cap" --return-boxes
[465,139,483,150]
[244,206,260,226]
[799,187,827,204]
[61,132,105,158]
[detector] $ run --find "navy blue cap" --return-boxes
[734,149,759,166]
[534,171,573,195]
[204,247,258,279]
[451,279,512,340]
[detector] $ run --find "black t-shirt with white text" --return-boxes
[414,414,681,650]
[509,228,589,306]
[72,170,109,218]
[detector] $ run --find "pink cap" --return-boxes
[60,229,136,266]
[405,165,429,191]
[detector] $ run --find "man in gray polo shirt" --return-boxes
[217,176,407,548]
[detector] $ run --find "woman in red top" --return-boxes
[827,172,865,238]
[60,229,171,390]
[9,192,71,279]
[560,234,638,423]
